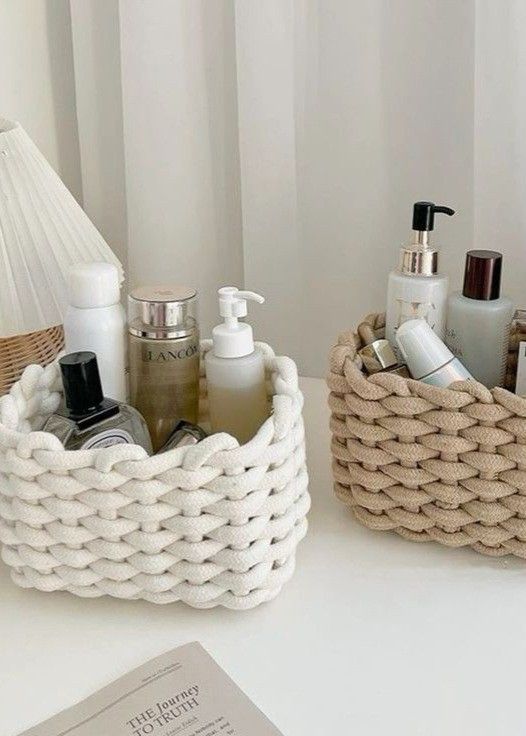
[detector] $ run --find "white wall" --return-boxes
[474,0,526,310]
[5,0,524,379]
[119,0,244,338]
[236,0,475,376]
[70,0,128,270]
[0,0,82,202]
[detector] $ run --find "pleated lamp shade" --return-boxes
[0,118,123,392]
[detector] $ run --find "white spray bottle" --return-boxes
[205,287,269,444]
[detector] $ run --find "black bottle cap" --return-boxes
[59,352,104,416]
[412,201,455,231]
[462,250,502,300]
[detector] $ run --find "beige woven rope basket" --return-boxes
[0,341,310,609]
[328,313,526,560]
[0,325,64,396]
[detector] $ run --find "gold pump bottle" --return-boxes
[128,286,199,451]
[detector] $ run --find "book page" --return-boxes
[20,642,282,736]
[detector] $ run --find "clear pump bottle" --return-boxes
[205,287,269,444]
[385,201,455,351]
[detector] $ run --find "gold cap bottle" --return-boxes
[357,322,410,377]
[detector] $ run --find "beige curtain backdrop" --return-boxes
[2,0,525,376]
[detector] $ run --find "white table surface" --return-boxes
[2,377,526,736]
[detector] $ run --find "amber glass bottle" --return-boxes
[128,286,199,451]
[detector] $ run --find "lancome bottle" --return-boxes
[385,201,455,352]
[128,286,199,451]
[396,319,472,387]
[64,262,127,402]
[205,287,268,444]
[43,352,151,451]
[445,250,514,388]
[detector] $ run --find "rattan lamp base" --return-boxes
[0,325,64,395]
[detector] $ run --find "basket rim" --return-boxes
[0,340,304,468]
[328,312,526,411]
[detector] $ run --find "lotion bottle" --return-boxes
[64,262,126,402]
[445,250,513,388]
[205,287,269,444]
[385,201,455,351]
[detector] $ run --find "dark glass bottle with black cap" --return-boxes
[43,352,152,451]
[386,201,455,353]
[445,250,514,388]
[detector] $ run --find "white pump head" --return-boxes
[212,286,265,358]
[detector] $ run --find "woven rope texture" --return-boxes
[328,313,526,559]
[0,341,310,609]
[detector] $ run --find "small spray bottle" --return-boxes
[205,287,269,444]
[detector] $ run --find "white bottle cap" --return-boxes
[212,286,265,358]
[68,262,121,309]
[396,318,454,379]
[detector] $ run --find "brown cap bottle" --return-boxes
[463,250,502,300]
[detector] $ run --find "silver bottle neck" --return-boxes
[399,230,438,276]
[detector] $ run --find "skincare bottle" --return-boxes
[396,319,472,387]
[43,352,152,451]
[128,286,199,452]
[156,420,207,454]
[357,322,410,377]
[64,262,126,402]
[385,201,455,351]
[507,310,526,392]
[445,251,514,389]
[205,287,269,444]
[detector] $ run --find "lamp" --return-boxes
[0,118,123,393]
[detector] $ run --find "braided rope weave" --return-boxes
[0,341,310,609]
[328,314,526,560]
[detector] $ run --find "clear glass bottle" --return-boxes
[445,250,514,388]
[43,352,151,451]
[385,201,455,352]
[128,286,200,451]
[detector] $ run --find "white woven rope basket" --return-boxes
[0,341,310,609]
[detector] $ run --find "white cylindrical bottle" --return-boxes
[385,201,455,351]
[445,250,514,389]
[396,318,473,387]
[64,262,127,401]
[205,287,269,444]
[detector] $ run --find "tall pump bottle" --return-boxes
[385,201,455,351]
[205,287,269,444]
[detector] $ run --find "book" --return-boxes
[20,642,282,736]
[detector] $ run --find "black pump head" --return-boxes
[412,201,455,232]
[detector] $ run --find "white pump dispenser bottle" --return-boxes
[205,287,269,444]
[385,201,455,352]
